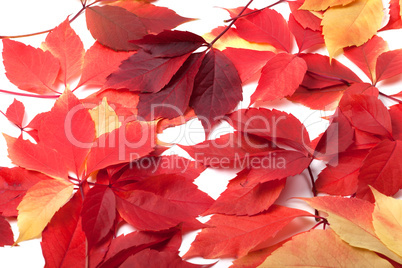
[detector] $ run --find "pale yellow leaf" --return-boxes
[301,0,356,11]
[258,229,392,267]
[305,196,402,264]
[89,97,121,138]
[372,188,402,257]
[16,180,74,243]
[322,0,383,58]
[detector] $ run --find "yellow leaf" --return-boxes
[322,0,383,58]
[16,180,74,243]
[304,196,402,264]
[89,97,121,138]
[372,188,402,257]
[258,229,392,267]
[301,0,356,11]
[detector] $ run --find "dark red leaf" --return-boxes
[99,230,175,268]
[204,169,286,216]
[357,140,402,201]
[0,216,13,246]
[344,36,388,83]
[184,205,311,259]
[2,39,60,94]
[85,5,147,51]
[77,42,134,88]
[130,30,206,57]
[82,185,116,249]
[222,48,275,83]
[137,53,205,120]
[231,8,292,52]
[316,150,369,195]
[190,48,243,133]
[41,192,86,268]
[104,50,190,93]
[42,18,85,85]
[375,49,402,82]
[288,0,322,31]
[120,249,210,268]
[5,99,25,128]
[288,15,324,53]
[227,108,311,155]
[251,53,307,104]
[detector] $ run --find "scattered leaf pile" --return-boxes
[1,0,402,267]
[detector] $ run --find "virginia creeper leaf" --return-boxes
[5,99,25,128]
[130,30,206,57]
[184,205,311,259]
[288,15,324,53]
[251,53,307,104]
[259,229,393,267]
[381,0,402,30]
[41,192,86,268]
[85,5,147,51]
[288,0,322,30]
[2,39,60,94]
[16,179,74,243]
[301,0,356,11]
[190,48,243,133]
[0,216,14,246]
[42,18,85,85]
[375,49,402,82]
[322,0,384,58]
[104,50,190,93]
[82,185,116,249]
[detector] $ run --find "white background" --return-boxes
[0,0,401,267]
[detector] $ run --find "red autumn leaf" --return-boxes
[339,94,392,138]
[375,49,402,82]
[82,185,116,249]
[299,53,362,89]
[390,104,402,140]
[288,85,347,110]
[179,132,274,168]
[85,5,147,51]
[313,108,354,159]
[76,42,134,88]
[37,89,95,177]
[85,121,155,174]
[222,48,275,83]
[0,167,51,217]
[190,48,243,133]
[120,249,209,268]
[5,98,25,128]
[113,1,193,34]
[130,30,206,57]
[2,39,60,94]
[230,8,292,52]
[316,149,369,195]
[204,169,286,216]
[251,53,307,104]
[344,36,389,83]
[41,192,86,268]
[137,53,204,120]
[184,205,311,259]
[356,140,402,201]
[0,216,14,247]
[288,15,324,53]
[381,0,402,31]
[104,50,190,93]
[88,230,114,268]
[99,230,175,267]
[288,0,322,31]
[42,18,85,85]
[227,108,311,155]
[115,188,204,232]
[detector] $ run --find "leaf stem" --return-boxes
[208,0,255,47]
[224,0,288,22]
[308,166,320,221]
[379,92,402,104]
[0,5,87,39]
[0,89,60,99]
